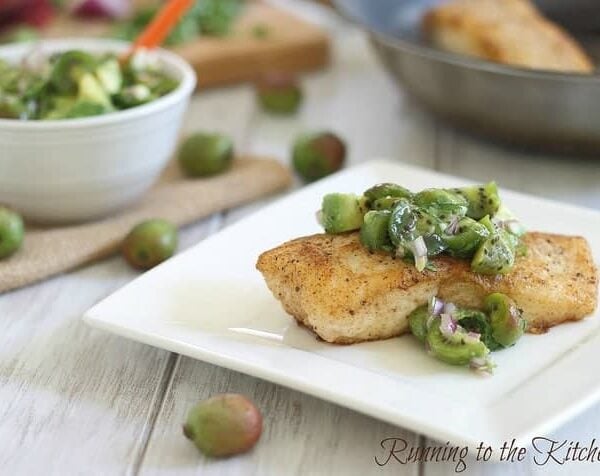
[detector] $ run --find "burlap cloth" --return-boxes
[0,157,292,294]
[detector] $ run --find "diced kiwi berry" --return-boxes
[360,210,393,252]
[443,217,490,258]
[363,183,413,206]
[484,293,526,347]
[426,318,489,366]
[451,182,501,220]
[471,230,515,274]
[77,73,113,110]
[454,308,502,351]
[408,305,430,343]
[413,189,468,217]
[320,193,365,234]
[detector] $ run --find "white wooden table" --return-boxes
[2,3,600,475]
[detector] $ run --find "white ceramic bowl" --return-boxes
[0,39,196,223]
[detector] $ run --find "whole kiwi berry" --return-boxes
[292,131,346,182]
[0,206,24,260]
[178,132,234,177]
[183,393,263,457]
[122,219,178,270]
[256,73,303,115]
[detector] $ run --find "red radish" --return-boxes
[70,0,130,19]
[23,0,55,26]
[0,0,55,29]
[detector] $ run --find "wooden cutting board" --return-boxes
[43,1,330,88]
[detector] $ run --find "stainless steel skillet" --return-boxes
[332,0,600,154]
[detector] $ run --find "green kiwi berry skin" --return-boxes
[471,230,515,275]
[443,217,490,258]
[451,182,501,220]
[0,207,24,260]
[183,393,262,457]
[425,318,489,366]
[371,196,402,211]
[363,183,413,206]
[413,210,446,256]
[178,132,234,177]
[256,74,303,115]
[413,189,468,217]
[454,308,502,351]
[122,219,178,270]
[360,210,393,252]
[484,293,526,347]
[408,305,430,343]
[320,193,365,234]
[388,199,416,247]
[292,132,346,182]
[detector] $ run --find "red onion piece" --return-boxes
[464,332,481,344]
[445,215,461,235]
[412,235,427,256]
[424,339,433,356]
[425,313,437,330]
[506,220,525,236]
[428,296,444,316]
[21,45,48,74]
[469,356,487,368]
[469,356,495,375]
[439,312,457,338]
[411,236,428,271]
[492,217,525,237]
[442,302,457,316]
[71,0,130,19]
[414,255,427,272]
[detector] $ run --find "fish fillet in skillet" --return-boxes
[256,232,597,344]
[422,0,594,73]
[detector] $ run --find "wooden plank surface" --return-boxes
[0,263,169,474]
[44,1,330,88]
[139,356,421,476]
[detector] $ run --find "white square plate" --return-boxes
[84,160,600,450]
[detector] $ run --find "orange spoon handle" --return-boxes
[132,0,196,51]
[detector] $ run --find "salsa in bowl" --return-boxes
[0,39,196,223]
[0,47,180,121]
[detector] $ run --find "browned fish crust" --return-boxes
[422,0,594,73]
[256,232,598,344]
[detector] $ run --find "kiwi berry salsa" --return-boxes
[318,182,528,373]
[318,181,525,274]
[0,49,179,120]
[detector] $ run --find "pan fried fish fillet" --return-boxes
[257,232,597,344]
[422,0,594,73]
